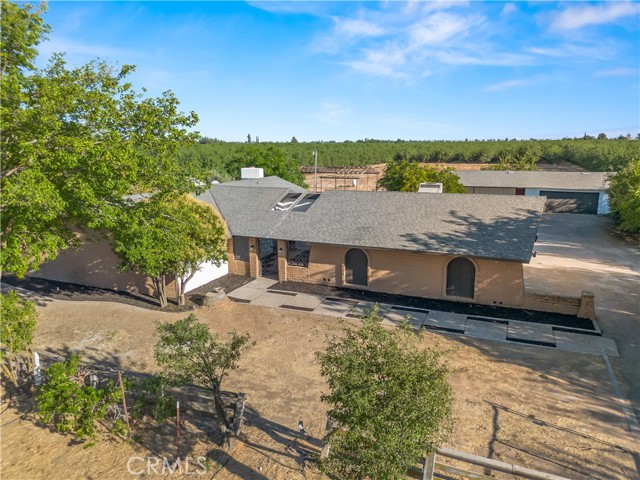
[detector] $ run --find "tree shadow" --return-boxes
[443,335,640,479]
[2,348,318,479]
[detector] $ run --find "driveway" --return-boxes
[524,214,640,419]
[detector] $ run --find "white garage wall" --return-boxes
[185,261,229,292]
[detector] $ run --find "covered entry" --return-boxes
[258,238,278,278]
[446,258,475,299]
[345,248,368,286]
[541,191,599,214]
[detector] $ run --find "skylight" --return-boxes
[273,193,302,211]
[291,194,320,213]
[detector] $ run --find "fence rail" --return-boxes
[411,447,572,480]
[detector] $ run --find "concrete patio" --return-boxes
[227,278,619,358]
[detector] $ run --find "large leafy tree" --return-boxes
[378,160,466,193]
[224,145,307,187]
[317,308,453,479]
[1,291,38,388]
[1,1,200,277]
[155,315,251,444]
[112,194,227,307]
[608,159,640,233]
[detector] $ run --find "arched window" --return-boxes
[345,249,368,286]
[446,258,475,299]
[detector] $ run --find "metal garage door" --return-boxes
[540,191,599,214]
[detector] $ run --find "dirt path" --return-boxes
[2,298,638,479]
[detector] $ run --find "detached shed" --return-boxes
[455,171,610,214]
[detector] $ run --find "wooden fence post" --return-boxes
[422,453,436,480]
[117,370,131,438]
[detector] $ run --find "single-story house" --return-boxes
[24,173,595,318]
[197,177,548,309]
[455,171,610,214]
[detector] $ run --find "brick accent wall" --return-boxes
[248,237,259,277]
[225,236,593,317]
[523,292,581,315]
[227,238,250,276]
[524,290,596,320]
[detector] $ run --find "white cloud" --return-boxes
[318,101,352,124]
[595,68,638,77]
[484,79,529,92]
[333,17,385,37]
[345,46,408,78]
[434,50,534,67]
[550,2,640,31]
[527,43,616,61]
[409,12,481,47]
[500,3,517,18]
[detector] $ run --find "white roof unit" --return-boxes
[240,167,265,179]
[418,182,443,193]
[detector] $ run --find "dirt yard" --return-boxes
[1,298,637,479]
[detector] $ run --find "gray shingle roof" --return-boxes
[222,176,308,192]
[456,171,609,190]
[198,183,545,263]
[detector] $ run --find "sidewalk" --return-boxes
[227,278,619,358]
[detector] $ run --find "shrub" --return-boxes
[37,354,121,441]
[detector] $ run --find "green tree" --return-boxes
[0,291,37,387]
[112,194,227,307]
[608,159,640,233]
[317,308,453,479]
[378,160,466,193]
[37,354,122,441]
[154,315,251,442]
[225,145,307,187]
[1,1,200,277]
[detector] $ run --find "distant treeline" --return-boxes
[181,138,638,182]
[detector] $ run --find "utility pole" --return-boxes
[313,150,318,193]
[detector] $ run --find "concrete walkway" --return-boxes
[227,278,619,357]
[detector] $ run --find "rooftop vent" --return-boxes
[418,182,443,193]
[241,167,264,179]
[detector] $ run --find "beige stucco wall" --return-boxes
[265,241,526,307]
[29,237,162,296]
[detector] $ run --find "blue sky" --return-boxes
[37,1,639,141]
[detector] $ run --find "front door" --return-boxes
[259,238,278,278]
[345,248,368,286]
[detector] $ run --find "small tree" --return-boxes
[37,354,122,442]
[378,160,466,193]
[608,159,640,233]
[0,291,37,388]
[154,315,251,439]
[112,194,227,307]
[316,308,453,479]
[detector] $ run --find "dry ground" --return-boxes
[1,298,638,480]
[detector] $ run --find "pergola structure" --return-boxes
[299,165,380,192]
